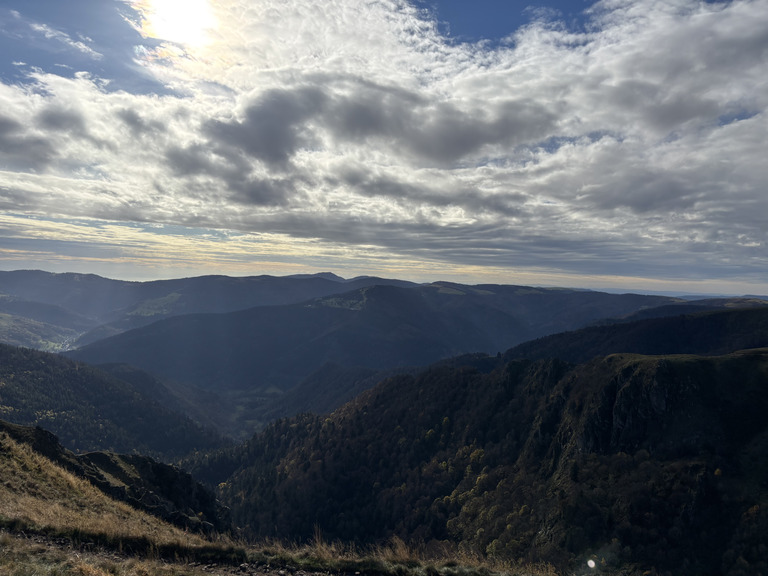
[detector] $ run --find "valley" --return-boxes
[1,270,767,575]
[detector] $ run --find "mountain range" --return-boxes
[2,269,766,441]
[0,270,414,350]
[64,276,766,435]
[188,308,768,574]
[1,269,768,574]
[64,281,683,434]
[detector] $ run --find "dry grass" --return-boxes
[0,432,205,547]
[1,431,558,576]
[0,531,231,576]
[249,533,559,576]
[0,432,244,565]
[0,527,561,576]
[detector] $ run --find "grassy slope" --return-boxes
[0,430,236,556]
[0,425,560,576]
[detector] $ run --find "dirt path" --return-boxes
[2,529,310,576]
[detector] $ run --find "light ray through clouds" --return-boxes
[0,0,766,293]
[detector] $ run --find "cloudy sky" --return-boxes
[0,0,766,293]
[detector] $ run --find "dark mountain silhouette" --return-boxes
[68,283,680,435]
[504,306,768,364]
[592,297,768,324]
[190,346,768,575]
[0,343,225,459]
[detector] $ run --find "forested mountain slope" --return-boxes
[191,348,768,575]
[505,306,768,364]
[68,283,678,435]
[0,270,414,349]
[0,343,225,459]
[0,294,97,350]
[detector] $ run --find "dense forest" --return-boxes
[189,347,768,575]
[0,343,224,459]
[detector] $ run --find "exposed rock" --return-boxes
[0,419,229,533]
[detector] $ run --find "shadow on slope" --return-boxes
[505,306,768,364]
[68,283,680,436]
[0,343,226,459]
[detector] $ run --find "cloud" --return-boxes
[320,82,558,165]
[1,0,767,290]
[29,22,103,60]
[115,107,165,136]
[36,106,89,135]
[0,114,56,170]
[203,86,328,170]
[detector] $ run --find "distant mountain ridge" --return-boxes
[505,305,768,364]
[0,270,416,350]
[67,282,683,435]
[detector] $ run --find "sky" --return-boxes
[0,0,766,294]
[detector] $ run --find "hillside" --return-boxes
[0,294,97,350]
[0,270,415,350]
[1,420,553,576]
[0,419,229,533]
[504,306,768,364]
[0,421,244,569]
[190,348,768,575]
[68,283,678,435]
[0,343,225,459]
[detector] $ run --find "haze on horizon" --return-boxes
[0,0,766,295]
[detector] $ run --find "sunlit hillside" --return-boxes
[0,428,237,554]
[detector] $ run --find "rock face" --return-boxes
[78,452,229,533]
[0,419,229,533]
[569,351,767,458]
[509,350,768,573]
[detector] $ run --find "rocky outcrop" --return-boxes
[77,451,229,533]
[0,419,229,533]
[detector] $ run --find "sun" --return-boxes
[128,0,216,48]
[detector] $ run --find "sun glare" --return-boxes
[129,0,215,47]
